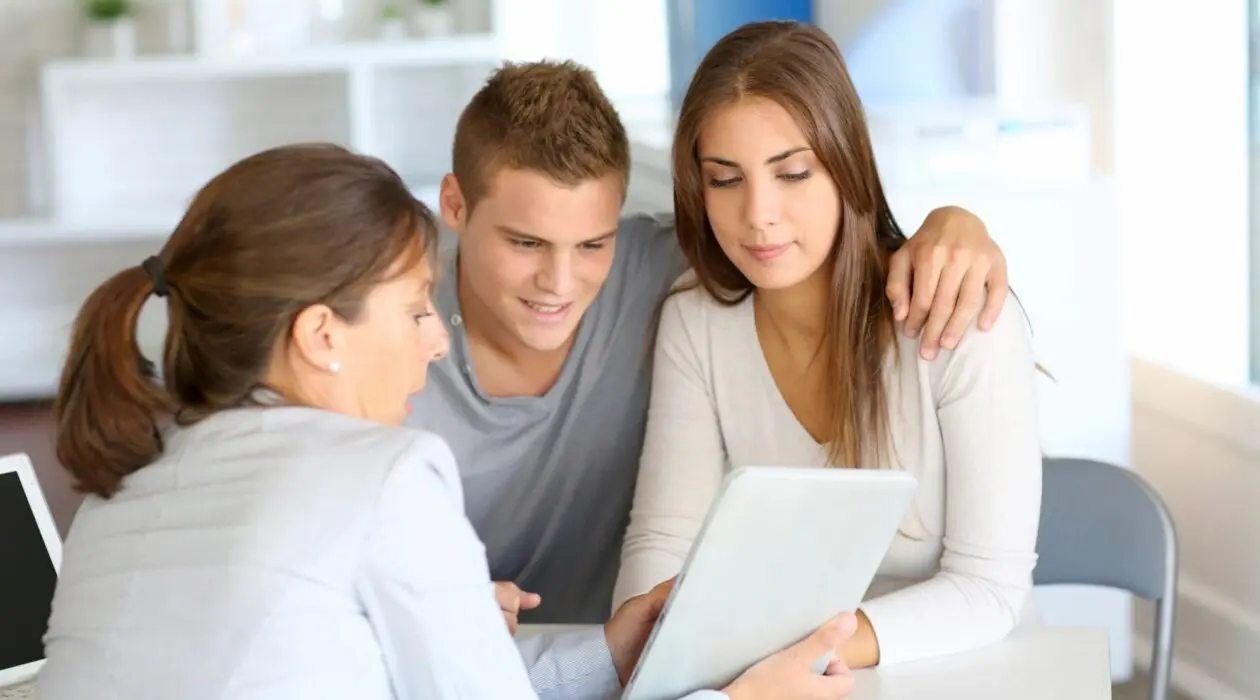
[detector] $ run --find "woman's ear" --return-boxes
[289,303,347,374]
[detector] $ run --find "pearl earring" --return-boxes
[328,360,341,374]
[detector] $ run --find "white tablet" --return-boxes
[621,465,918,700]
[0,453,62,689]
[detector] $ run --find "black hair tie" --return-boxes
[142,256,169,298]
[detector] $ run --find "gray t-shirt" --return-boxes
[407,213,687,624]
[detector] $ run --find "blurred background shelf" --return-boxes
[37,36,495,226]
[0,0,506,402]
[40,34,500,82]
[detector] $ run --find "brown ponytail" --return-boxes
[51,142,438,499]
[54,265,173,497]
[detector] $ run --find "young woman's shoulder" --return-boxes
[918,292,1039,394]
[658,276,753,347]
[662,272,752,319]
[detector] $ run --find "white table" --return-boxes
[849,626,1111,699]
[519,624,1112,700]
[2,625,1111,700]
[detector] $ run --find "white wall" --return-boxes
[1114,1,1260,699]
[0,2,138,400]
[992,0,1112,174]
[0,0,76,218]
[819,3,1260,698]
[817,0,994,103]
[817,0,1113,174]
[1114,0,1251,388]
[493,0,669,122]
[1132,361,1260,700]
[990,2,1259,696]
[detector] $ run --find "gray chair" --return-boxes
[1034,457,1178,700]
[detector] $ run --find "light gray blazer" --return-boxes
[35,405,711,699]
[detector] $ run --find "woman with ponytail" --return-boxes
[36,143,859,700]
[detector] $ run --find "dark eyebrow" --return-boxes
[700,147,811,168]
[496,225,618,246]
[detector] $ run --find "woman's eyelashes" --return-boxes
[705,170,812,188]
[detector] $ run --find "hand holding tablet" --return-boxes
[621,466,917,700]
[723,613,859,700]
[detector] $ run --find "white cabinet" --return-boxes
[34,35,499,232]
[0,34,500,400]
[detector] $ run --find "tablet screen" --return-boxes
[0,470,57,674]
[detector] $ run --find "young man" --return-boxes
[412,60,1009,627]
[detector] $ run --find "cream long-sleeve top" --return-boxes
[612,284,1044,667]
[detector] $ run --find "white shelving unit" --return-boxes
[32,34,498,236]
[0,32,501,399]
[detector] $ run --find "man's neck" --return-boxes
[456,266,576,398]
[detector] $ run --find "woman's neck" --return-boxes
[753,266,831,351]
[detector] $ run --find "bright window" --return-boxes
[1250,0,1260,383]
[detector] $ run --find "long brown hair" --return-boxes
[54,143,438,498]
[671,21,906,468]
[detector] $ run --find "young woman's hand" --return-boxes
[723,613,859,700]
[604,578,677,685]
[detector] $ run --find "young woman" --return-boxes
[35,144,856,700]
[613,21,1043,670]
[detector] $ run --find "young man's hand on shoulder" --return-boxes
[886,206,1009,360]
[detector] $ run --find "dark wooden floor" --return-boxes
[0,402,81,537]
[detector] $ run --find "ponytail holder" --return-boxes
[142,256,169,298]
